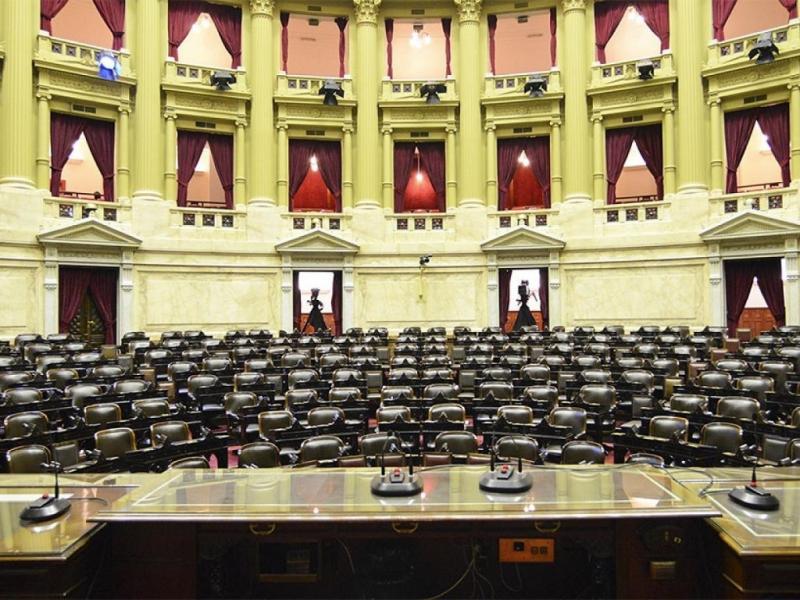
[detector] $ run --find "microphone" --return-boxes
[370,432,423,497]
[20,461,71,522]
[728,462,780,511]
[479,435,533,494]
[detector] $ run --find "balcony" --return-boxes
[380,78,458,105]
[275,74,354,102]
[483,69,562,99]
[35,34,131,79]
[45,195,129,224]
[163,59,248,93]
[171,206,245,230]
[595,198,669,225]
[490,208,554,232]
[707,22,798,69]
[284,211,350,233]
[388,212,452,233]
[710,184,795,218]
[590,52,674,89]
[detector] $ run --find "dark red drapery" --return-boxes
[606,125,663,204]
[50,113,87,197]
[89,269,118,344]
[488,14,497,75]
[636,0,670,53]
[724,259,785,335]
[207,3,242,68]
[168,1,204,61]
[207,134,234,209]
[82,117,116,202]
[280,12,290,71]
[59,268,93,335]
[289,140,341,211]
[385,18,394,78]
[419,143,446,213]
[757,103,792,189]
[550,8,557,67]
[292,271,301,331]
[499,269,512,333]
[497,138,524,211]
[394,143,445,213]
[724,108,758,194]
[92,0,126,50]
[539,268,549,330]
[335,17,348,77]
[756,259,786,328]
[442,18,452,77]
[41,0,70,34]
[713,0,738,41]
[176,130,210,207]
[393,143,417,212]
[332,271,343,335]
[631,124,664,200]
[528,137,551,208]
[594,1,630,63]
[59,267,117,344]
[778,0,798,19]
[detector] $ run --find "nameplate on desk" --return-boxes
[499,538,555,563]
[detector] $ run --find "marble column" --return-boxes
[549,118,563,203]
[117,105,132,201]
[381,126,393,210]
[277,123,289,206]
[235,119,247,208]
[485,123,497,209]
[163,111,177,202]
[342,125,354,209]
[249,0,277,205]
[708,96,724,194]
[35,90,52,191]
[446,124,458,209]
[662,104,676,196]
[789,82,800,185]
[591,114,605,203]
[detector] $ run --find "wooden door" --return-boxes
[738,308,776,336]
[67,292,106,345]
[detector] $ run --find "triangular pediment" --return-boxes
[700,211,800,243]
[275,230,359,256]
[38,219,142,249]
[481,226,565,253]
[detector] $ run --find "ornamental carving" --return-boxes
[174,94,240,114]
[715,61,791,89]
[492,102,552,117]
[561,0,586,11]
[48,72,121,97]
[285,105,344,119]
[454,0,482,22]
[353,0,382,24]
[249,0,275,16]
[592,88,663,109]
[390,108,448,121]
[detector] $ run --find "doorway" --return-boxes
[499,268,548,332]
[59,266,118,344]
[723,258,785,336]
[292,270,342,335]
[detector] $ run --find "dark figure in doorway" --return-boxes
[302,287,328,333]
[512,280,537,331]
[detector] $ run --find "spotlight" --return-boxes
[319,80,344,106]
[523,75,548,97]
[210,70,236,91]
[420,82,447,105]
[749,32,779,64]
[636,59,654,80]
[419,255,431,267]
[97,51,121,81]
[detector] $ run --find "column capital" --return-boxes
[561,0,586,13]
[353,0,382,24]
[118,104,132,115]
[342,124,354,134]
[788,80,800,91]
[590,113,603,123]
[454,0,482,23]
[549,117,562,127]
[484,122,495,132]
[381,125,393,135]
[249,0,275,16]
[277,121,289,131]
[36,88,52,102]
[235,118,248,128]
[163,109,177,120]
[446,124,459,134]
[707,95,721,107]
[661,103,675,114]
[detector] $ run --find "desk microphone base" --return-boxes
[480,469,533,494]
[371,472,423,497]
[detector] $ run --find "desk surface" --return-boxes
[91,465,716,523]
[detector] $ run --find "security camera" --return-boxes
[419,255,431,266]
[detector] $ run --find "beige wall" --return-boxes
[603,7,661,64]
[51,0,113,49]
[493,11,552,74]
[178,13,232,68]
[726,0,789,40]
[286,15,347,77]
[392,20,447,80]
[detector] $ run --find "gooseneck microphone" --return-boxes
[728,463,780,511]
[370,432,423,497]
[479,435,534,494]
[20,461,71,522]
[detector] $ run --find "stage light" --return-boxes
[97,52,121,81]
[210,70,236,91]
[420,82,447,104]
[523,75,547,98]
[636,59,654,80]
[749,32,779,64]
[319,80,344,106]
[419,255,431,266]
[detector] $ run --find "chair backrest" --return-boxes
[434,430,478,455]
[549,407,587,436]
[696,370,732,389]
[648,415,689,441]
[46,367,80,389]
[650,358,679,376]
[151,421,192,448]
[4,411,49,438]
[479,381,514,401]
[376,405,412,423]
[288,368,319,388]
[616,356,645,369]
[90,364,127,379]
[328,387,362,403]
[85,402,122,426]
[622,369,655,390]
[307,406,345,427]
[168,456,210,469]
[792,406,800,427]
[244,358,273,372]
[285,388,319,409]
[701,422,743,454]
[299,435,345,463]
[0,370,38,390]
[561,440,605,464]
[3,387,44,405]
[578,384,617,408]
[360,432,402,457]
[625,452,665,467]
[580,369,612,384]
[145,348,173,363]
[423,383,459,400]
[388,368,419,382]
[239,442,280,468]
[716,396,760,421]
[520,364,551,382]
[332,368,364,386]
[715,359,748,373]
[523,385,559,408]
[132,398,171,418]
[95,427,137,459]
[7,444,51,473]
[203,357,233,372]
[234,372,264,389]
[380,385,415,402]
[224,391,259,414]
[320,353,349,369]
[112,378,151,395]
[574,355,602,369]
[422,367,454,380]
[187,373,220,396]
[497,405,534,425]
[668,393,708,413]
[482,367,512,382]
[428,402,465,423]
[258,410,295,435]
[735,376,774,395]
[495,435,539,462]
[282,352,310,369]
[168,361,199,379]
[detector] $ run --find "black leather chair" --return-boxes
[495,435,539,462]
[716,397,761,421]
[428,403,466,423]
[496,405,534,425]
[561,440,605,465]
[668,394,708,413]
[376,405,412,424]
[433,430,478,457]
[112,379,152,395]
[133,398,171,418]
[648,415,689,441]
[85,403,122,426]
[7,444,51,473]
[258,410,295,438]
[66,383,105,410]
[151,421,191,448]
[238,442,280,468]
[700,422,743,454]
[169,456,210,469]
[4,411,49,438]
[95,427,136,459]
[307,406,345,427]
[626,452,665,467]
[299,435,345,464]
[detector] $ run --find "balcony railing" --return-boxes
[711,185,792,216]
[275,74,354,101]
[484,69,561,98]
[164,59,248,92]
[591,52,673,87]
[171,206,244,229]
[45,196,127,223]
[596,199,668,224]
[707,22,798,68]
[285,211,349,232]
[388,212,452,232]
[36,34,131,77]
[490,208,554,230]
[380,78,458,103]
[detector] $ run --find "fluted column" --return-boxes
[708,96,724,194]
[560,0,591,203]
[662,104,676,196]
[36,89,52,191]
[675,0,708,194]
[164,111,178,202]
[790,82,800,185]
[591,114,605,202]
[353,0,382,209]
[342,125,354,209]
[549,118,563,203]
[0,0,35,188]
[455,0,484,207]
[381,126,393,210]
[235,119,247,208]
[117,105,132,201]
[277,123,289,206]
[249,0,276,205]
[485,124,497,209]
[133,0,164,200]
[446,124,457,209]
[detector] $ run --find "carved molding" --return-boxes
[353,0,382,24]
[715,61,791,89]
[491,102,553,117]
[561,0,586,12]
[174,94,241,113]
[389,108,449,121]
[454,0,482,23]
[284,104,347,119]
[593,88,664,109]
[48,72,122,97]
[249,0,275,16]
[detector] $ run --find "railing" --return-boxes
[711,186,792,216]
[596,199,667,224]
[591,52,673,87]
[284,211,349,232]
[380,78,458,103]
[484,69,562,98]
[171,206,244,229]
[615,194,660,203]
[707,21,798,67]
[490,208,554,230]
[45,196,127,223]
[275,73,354,100]
[736,182,783,193]
[388,212,452,232]
[164,59,248,91]
[36,34,131,77]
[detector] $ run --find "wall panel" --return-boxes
[0,265,41,336]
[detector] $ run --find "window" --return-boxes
[289,140,342,212]
[168,1,242,68]
[596,3,667,64]
[47,0,121,49]
[735,122,784,192]
[177,131,234,209]
[606,125,663,204]
[387,19,450,80]
[186,143,226,208]
[50,113,115,201]
[393,142,445,213]
[720,0,791,41]
[724,104,790,193]
[281,14,348,77]
[497,138,550,210]
[489,10,555,75]
[615,142,658,203]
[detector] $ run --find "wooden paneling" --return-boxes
[738,308,776,336]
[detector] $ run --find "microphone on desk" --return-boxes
[479,435,533,494]
[728,462,780,511]
[20,461,71,523]
[370,431,423,497]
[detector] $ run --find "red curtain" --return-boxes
[332,271,343,335]
[167,0,204,61]
[93,0,126,50]
[497,139,525,210]
[89,269,118,344]
[385,18,394,78]
[289,140,341,211]
[594,1,629,63]
[292,271,301,331]
[289,140,316,200]
[488,14,498,75]
[539,268,549,330]
[41,0,70,33]
[724,108,758,194]
[419,143,446,213]
[335,17,348,77]
[208,3,242,68]
[755,259,786,327]
[59,268,93,334]
[725,260,759,336]
[605,127,636,204]
[633,124,664,200]
[442,18,452,77]
[550,8,557,67]
[207,134,234,209]
[509,166,542,210]
[82,118,116,202]
[176,130,209,207]
[635,1,670,52]
[758,104,791,188]
[527,137,551,208]
[713,0,738,41]
[778,0,798,19]
[499,269,512,332]
[280,12,290,71]
[50,113,88,197]
[393,143,417,212]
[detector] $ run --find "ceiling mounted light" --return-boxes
[319,80,345,106]
[523,75,547,97]
[749,32,779,64]
[420,82,447,104]
[210,70,236,91]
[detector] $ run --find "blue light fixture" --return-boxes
[97,51,121,81]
